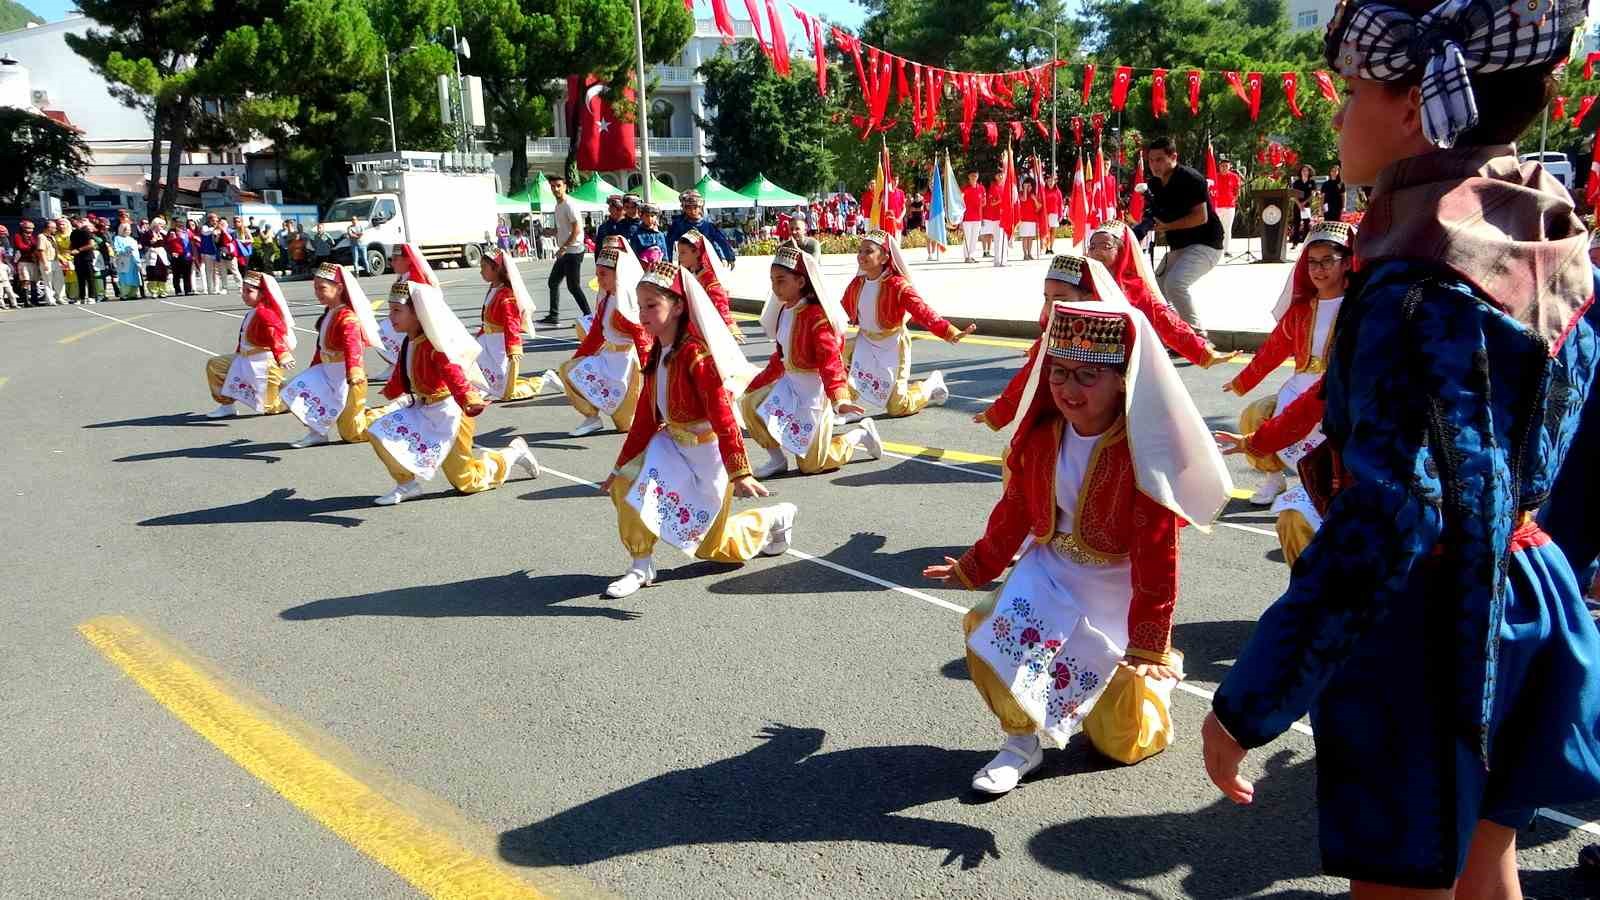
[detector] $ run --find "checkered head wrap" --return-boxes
[1327,0,1581,148]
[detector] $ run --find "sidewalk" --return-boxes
[722,242,1294,351]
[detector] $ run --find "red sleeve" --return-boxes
[811,315,850,402]
[982,340,1039,430]
[707,281,735,328]
[953,441,1039,588]
[573,297,608,358]
[748,347,785,393]
[615,359,658,470]
[690,347,752,478]
[1124,491,1180,664]
[336,309,366,378]
[1244,382,1325,457]
[1229,315,1296,394]
[894,278,959,341]
[252,304,291,361]
[628,318,651,359]
[438,351,475,408]
[1128,288,1211,366]
[495,293,524,356]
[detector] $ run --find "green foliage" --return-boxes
[0,107,91,210]
[0,0,42,35]
[698,42,845,195]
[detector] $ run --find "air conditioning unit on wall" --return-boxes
[261,189,284,205]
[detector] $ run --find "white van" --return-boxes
[322,151,497,274]
[1519,151,1574,192]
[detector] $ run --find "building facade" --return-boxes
[1287,0,1338,31]
[506,17,761,194]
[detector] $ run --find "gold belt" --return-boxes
[666,422,717,447]
[1297,357,1327,375]
[240,346,271,358]
[416,389,451,403]
[603,340,635,354]
[1046,531,1128,566]
[321,351,345,362]
[482,324,505,334]
[860,326,903,341]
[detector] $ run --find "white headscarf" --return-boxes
[252,272,297,351]
[598,243,643,326]
[1011,281,1233,531]
[678,229,732,292]
[760,246,849,340]
[489,249,538,332]
[318,263,381,347]
[406,281,490,392]
[644,264,757,397]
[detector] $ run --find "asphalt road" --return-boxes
[2,259,1596,899]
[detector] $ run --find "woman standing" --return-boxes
[1203,0,1600,892]
[1017,179,1042,260]
[741,246,883,478]
[926,297,1231,795]
[598,260,795,599]
[1319,163,1345,222]
[1289,164,1317,246]
[112,223,142,300]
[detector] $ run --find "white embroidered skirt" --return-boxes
[755,370,832,456]
[368,396,462,481]
[222,352,276,413]
[284,362,349,435]
[626,431,728,554]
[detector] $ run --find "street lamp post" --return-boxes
[630,0,653,203]
[381,53,398,153]
[1025,24,1059,176]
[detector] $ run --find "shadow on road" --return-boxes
[84,412,230,429]
[115,437,288,465]
[830,454,1000,488]
[707,533,970,596]
[137,487,383,528]
[279,570,640,621]
[1027,749,1324,899]
[498,724,1001,871]
[1168,619,1258,687]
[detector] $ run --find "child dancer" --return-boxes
[365,279,540,505]
[284,262,383,447]
[599,260,795,598]
[203,271,297,418]
[674,229,742,340]
[741,246,883,478]
[559,242,649,436]
[476,247,560,401]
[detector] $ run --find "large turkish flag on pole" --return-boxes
[568,76,636,172]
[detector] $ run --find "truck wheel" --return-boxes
[365,247,388,275]
[461,243,483,269]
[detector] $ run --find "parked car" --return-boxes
[1519,151,1574,192]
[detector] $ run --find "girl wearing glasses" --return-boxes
[926,296,1231,796]
[1220,222,1354,508]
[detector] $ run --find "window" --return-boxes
[657,173,675,188]
[1296,9,1318,26]
[373,199,398,223]
[626,173,643,189]
[649,98,674,139]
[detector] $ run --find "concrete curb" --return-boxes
[728,296,1270,352]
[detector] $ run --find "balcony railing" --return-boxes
[651,65,696,85]
[526,136,697,157]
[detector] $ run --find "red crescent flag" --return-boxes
[1001,146,1019,236]
[832,27,867,92]
[1091,112,1105,141]
[762,0,790,75]
[1010,120,1024,141]
[570,76,636,171]
[742,0,769,54]
[1554,96,1568,120]
[895,56,909,104]
[1110,66,1134,111]
[1071,116,1083,145]
[1205,141,1219,206]
[1224,71,1248,104]
[1312,70,1339,104]
[1586,51,1600,79]
[984,122,999,146]
[1186,70,1203,116]
[791,7,826,95]
[1574,96,1597,127]
[1245,72,1264,121]
[1587,132,1600,209]
[1282,72,1302,118]
[1129,151,1146,222]
[1151,68,1169,118]
[1080,64,1096,106]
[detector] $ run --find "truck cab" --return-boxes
[320,151,499,275]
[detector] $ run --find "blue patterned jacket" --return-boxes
[1213,260,1600,756]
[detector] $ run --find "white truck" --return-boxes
[321,151,499,275]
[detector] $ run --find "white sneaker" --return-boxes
[971,734,1044,795]
[857,418,884,460]
[605,562,657,598]
[924,370,950,406]
[204,403,236,419]
[1249,471,1288,506]
[540,369,563,394]
[569,415,605,437]
[754,448,788,479]
[761,502,798,556]
[374,480,424,506]
[290,430,328,449]
[507,437,540,479]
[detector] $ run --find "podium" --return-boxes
[1253,189,1293,263]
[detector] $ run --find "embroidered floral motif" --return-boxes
[758,392,817,455]
[224,374,260,409]
[848,357,893,407]
[630,466,718,548]
[573,355,628,414]
[371,412,443,473]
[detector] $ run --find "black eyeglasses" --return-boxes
[1305,254,1346,271]
[1048,364,1112,387]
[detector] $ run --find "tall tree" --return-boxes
[698,43,843,194]
[0,107,91,211]
[460,0,693,192]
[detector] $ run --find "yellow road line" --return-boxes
[77,615,585,900]
[0,376,7,393]
[58,313,153,344]
[881,440,1002,466]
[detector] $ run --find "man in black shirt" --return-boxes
[1144,136,1223,336]
[68,218,98,303]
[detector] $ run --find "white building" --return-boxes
[506,16,763,193]
[1287,0,1337,31]
[0,17,261,215]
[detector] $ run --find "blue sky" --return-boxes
[24,0,869,28]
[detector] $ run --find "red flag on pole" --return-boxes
[1586,134,1600,209]
[1245,72,1264,121]
[1573,96,1597,126]
[1312,70,1339,104]
[1091,113,1105,141]
[1129,151,1146,223]
[1205,142,1219,206]
[1080,64,1096,106]
[1223,71,1248,104]
[762,0,790,75]
[1071,116,1083,145]
[1282,72,1303,118]
[1001,146,1019,236]
[1068,157,1089,248]
[1110,66,1134,111]
[570,76,637,171]
[1586,51,1600,79]
[1151,69,1169,118]
[984,122,999,146]
[1186,70,1202,116]
[1554,96,1568,120]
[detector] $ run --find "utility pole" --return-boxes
[1025,23,1059,175]
[382,52,398,153]
[631,0,653,203]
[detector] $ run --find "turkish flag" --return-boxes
[1554,96,1568,120]
[1110,66,1134,111]
[1186,70,1202,116]
[1282,72,1302,118]
[984,122,999,146]
[1245,72,1264,121]
[1081,64,1096,106]
[1010,120,1024,141]
[569,76,635,171]
[1129,151,1146,222]
[762,0,790,75]
[1091,112,1105,141]
[1224,71,1248,105]
[1574,96,1597,127]
[1312,70,1339,104]
[1205,142,1219,206]
[1586,132,1600,208]
[1586,51,1600,80]
[709,0,736,42]
[1071,116,1083,145]
[1151,68,1169,118]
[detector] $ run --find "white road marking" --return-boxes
[78,307,214,354]
[160,299,318,336]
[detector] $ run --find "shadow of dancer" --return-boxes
[84,412,229,429]
[1027,750,1324,899]
[139,487,375,528]
[281,570,641,621]
[498,724,1000,871]
[115,437,286,465]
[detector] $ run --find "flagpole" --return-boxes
[631,0,652,203]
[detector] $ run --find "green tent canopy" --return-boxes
[505,172,605,213]
[637,176,678,207]
[692,174,750,209]
[568,172,624,205]
[735,173,808,207]
[495,193,532,213]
